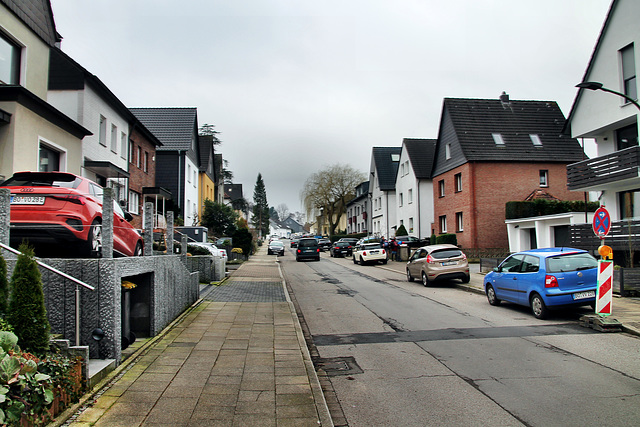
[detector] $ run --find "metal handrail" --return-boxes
[0,242,94,347]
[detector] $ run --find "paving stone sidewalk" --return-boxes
[68,248,332,426]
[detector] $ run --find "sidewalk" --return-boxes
[379,259,640,337]
[66,245,332,426]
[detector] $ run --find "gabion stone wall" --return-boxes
[6,255,199,363]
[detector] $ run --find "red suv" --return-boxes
[0,171,143,257]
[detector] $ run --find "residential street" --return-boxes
[282,247,640,426]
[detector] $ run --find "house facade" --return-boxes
[395,138,436,240]
[432,95,585,251]
[0,0,89,181]
[566,0,640,261]
[346,181,369,235]
[131,107,200,226]
[369,147,401,239]
[198,134,216,220]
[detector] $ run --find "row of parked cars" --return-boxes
[289,235,601,321]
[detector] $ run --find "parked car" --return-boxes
[484,248,598,319]
[296,238,320,261]
[394,235,429,248]
[290,238,299,248]
[406,244,469,286]
[216,237,233,247]
[330,241,353,257]
[188,242,227,260]
[353,242,387,265]
[0,171,143,257]
[338,237,359,246]
[317,238,332,251]
[268,240,285,256]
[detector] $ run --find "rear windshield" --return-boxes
[2,173,80,188]
[362,243,382,250]
[546,253,598,273]
[298,239,318,248]
[335,242,350,247]
[430,249,463,260]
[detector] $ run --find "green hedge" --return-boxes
[436,233,457,245]
[505,199,599,220]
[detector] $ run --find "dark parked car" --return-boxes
[290,238,299,248]
[296,238,320,261]
[0,171,143,257]
[317,238,332,251]
[484,248,598,319]
[329,241,353,257]
[267,240,285,255]
[394,235,429,248]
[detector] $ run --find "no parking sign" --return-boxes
[593,206,611,239]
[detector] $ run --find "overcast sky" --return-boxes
[50,0,612,216]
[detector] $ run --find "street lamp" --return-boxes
[576,81,640,112]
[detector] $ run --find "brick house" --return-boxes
[431,94,585,251]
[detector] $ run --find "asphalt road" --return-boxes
[280,245,640,427]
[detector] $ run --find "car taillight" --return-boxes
[545,275,558,288]
[317,248,321,253]
[52,194,86,205]
[426,254,435,263]
[382,249,386,255]
[297,249,301,254]
[362,251,367,256]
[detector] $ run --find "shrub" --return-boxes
[7,243,50,356]
[436,233,457,245]
[0,250,7,318]
[232,227,253,257]
[396,224,408,236]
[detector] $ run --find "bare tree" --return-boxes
[276,203,290,221]
[301,164,365,236]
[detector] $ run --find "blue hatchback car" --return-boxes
[484,248,598,319]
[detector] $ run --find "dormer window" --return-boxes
[530,134,543,146]
[492,133,505,146]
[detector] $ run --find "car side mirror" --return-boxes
[493,267,500,272]
[124,211,134,222]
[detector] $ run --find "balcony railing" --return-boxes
[569,219,640,253]
[567,146,640,191]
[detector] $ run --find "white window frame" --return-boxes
[120,132,127,159]
[439,215,447,233]
[128,190,140,214]
[99,115,107,146]
[456,212,463,232]
[540,170,549,187]
[38,138,67,172]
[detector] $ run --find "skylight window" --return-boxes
[391,154,400,162]
[530,134,543,146]
[492,133,505,146]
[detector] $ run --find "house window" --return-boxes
[409,217,414,232]
[455,173,462,192]
[136,146,141,168]
[99,116,107,146]
[456,212,463,232]
[616,123,638,150]
[188,165,191,183]
[399,193,403,207]
[128,190,140,214]
[120,133,127,159]
[621,44,637,100]
[445,143,451,160]
[110,124,118,153]
[530,134,543,146]
[129,141,134,164]
[438,180,445,197]
[0,32,21,84]
[144,152,149,173]
[39,143,61,172]
[408,189,413,203]
[539,170,549,187]
[439,215,447,233]
[619,190,640,220]
[492,133,505,146]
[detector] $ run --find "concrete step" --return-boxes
[87,359,116,389]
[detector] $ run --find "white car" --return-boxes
[189,242,228,260]
[353,242,387,265]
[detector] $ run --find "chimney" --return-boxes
[499,91,510,104]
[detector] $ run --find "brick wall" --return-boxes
[128,128,157,228]
[433,161,583,250]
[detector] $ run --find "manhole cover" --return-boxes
[315,356,363,376]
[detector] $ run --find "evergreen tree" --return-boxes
[0,250,7,318]
[8,243,50,355]
[396,224,408,236]
[251,173,269,238]
[201,199,238,237]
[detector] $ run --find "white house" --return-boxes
[395,138,436,240]
[369,147,401,239]
[346,181,369,235]
[565,0,640,260]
